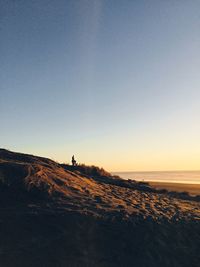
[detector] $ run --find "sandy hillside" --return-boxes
[0,148,200,221]
[0,149,200,267]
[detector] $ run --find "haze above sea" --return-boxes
[112,171,200,184]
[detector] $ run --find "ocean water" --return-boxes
[112,171,200,184]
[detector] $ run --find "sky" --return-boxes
[1,0,200,171]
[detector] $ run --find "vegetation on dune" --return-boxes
[61,163,120,179]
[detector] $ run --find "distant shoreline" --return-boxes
[113,171,200,190]
[149,181,200,196]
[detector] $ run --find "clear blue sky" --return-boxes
[1,0,200,171]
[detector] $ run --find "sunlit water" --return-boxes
[112,171,200,184]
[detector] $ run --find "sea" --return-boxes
[112,171,200,184]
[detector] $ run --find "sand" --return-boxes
[1,149,200,267]
[1,148,200,222]
[149,181,200,196]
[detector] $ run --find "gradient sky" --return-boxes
[1,0,200,171]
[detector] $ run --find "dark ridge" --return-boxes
[0,148,58,167]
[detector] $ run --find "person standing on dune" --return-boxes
[72,155,77,166]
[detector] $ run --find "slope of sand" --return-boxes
[1,149,200,267]
[149,182,200,196]
[0,148,200,221]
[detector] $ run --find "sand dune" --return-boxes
[0,149,200,267]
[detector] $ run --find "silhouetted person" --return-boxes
[72,155,77,166]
